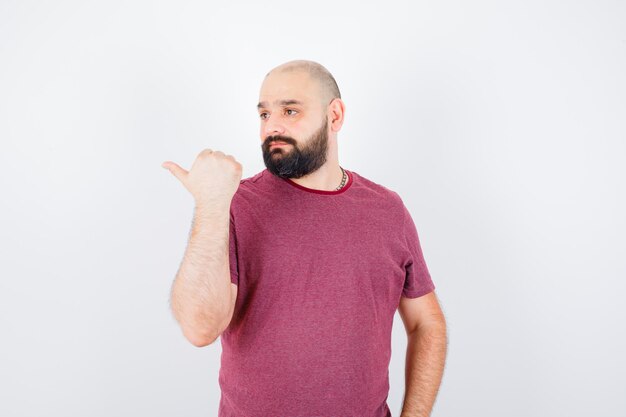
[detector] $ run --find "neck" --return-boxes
[287,163,344,192]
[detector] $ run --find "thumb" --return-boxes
[161,161,188,183]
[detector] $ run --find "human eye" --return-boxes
[285,109,298,116]
[259,112,268,119]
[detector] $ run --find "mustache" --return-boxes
[264,136,296,146]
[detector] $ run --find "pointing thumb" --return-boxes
[162,161,187,183]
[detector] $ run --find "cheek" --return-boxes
[288,119,307,134]
[260,124,270,141]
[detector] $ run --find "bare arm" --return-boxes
[162,149,242,347]
[401,321,447,417]
[398,292,448,417]
[169,202,234,347]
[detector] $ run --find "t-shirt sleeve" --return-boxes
[401,204,435,298]
[229,213,239,286]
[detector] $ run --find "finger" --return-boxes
[161,161,188,182]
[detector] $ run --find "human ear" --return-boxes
[328,98,345,132]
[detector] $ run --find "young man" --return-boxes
[164,60,447,417]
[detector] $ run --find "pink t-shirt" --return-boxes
[219,168,435,417]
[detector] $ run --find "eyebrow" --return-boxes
[257,99,304,110]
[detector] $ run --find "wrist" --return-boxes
[194,201,230,217]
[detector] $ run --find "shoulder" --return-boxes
[234,169,266,195]
[351,170,405,206]
[230,169,267,215]
[238,169,265,187]
[350,170,407,227]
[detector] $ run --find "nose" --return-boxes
[262,115,285,139]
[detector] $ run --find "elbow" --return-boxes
[190,336,216,348]
[184,328,220,347]
[182,316,231,347]
[173,305,233,347]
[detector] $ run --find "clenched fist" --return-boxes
[162,149,243,207]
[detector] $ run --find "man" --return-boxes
[163,60,447,417]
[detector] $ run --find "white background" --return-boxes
[1,1,625,416]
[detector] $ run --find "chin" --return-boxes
[271,148,290,155]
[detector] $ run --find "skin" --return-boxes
[398,292,448,417]
[163,150,242,347]
[257,66,347,190]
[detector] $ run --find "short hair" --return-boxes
[266,60,341,107]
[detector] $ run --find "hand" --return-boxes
[162,149,243,207]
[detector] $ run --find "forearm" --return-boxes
[401,322,448,417]
[169,202,233,346]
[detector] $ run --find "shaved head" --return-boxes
[265,60,341,109]
[258,59,347,180]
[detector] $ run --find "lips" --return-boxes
[270,141,288,147]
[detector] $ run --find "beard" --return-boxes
[261,116,329,179]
